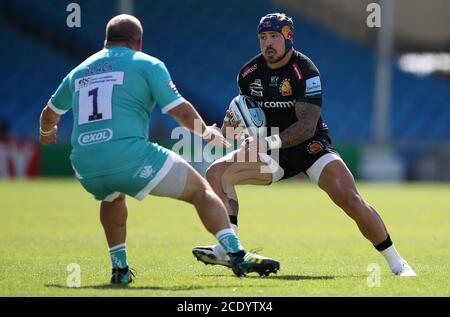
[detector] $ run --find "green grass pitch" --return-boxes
[0,179,449,296]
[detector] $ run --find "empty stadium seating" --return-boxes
[0,0,449,144]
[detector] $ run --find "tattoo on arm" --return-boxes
[279,102,321,148]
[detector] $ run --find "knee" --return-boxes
[206,162,226,185]
[100,195,127,226]
[207,162,240,188]
[101,193,125,208]
[189,186,216,207]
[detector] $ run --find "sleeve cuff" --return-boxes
[47,101,69,115]
[160,97,186,114]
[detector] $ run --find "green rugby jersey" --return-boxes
[49,46,185,178]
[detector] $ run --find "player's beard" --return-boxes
[264,48,284,65]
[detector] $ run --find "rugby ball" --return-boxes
[227,95,266,140]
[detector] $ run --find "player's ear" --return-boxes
[103,39,107,48]
[137,39,142,52]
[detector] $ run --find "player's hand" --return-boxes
[203,124,231,148]
[221,110,242,139]
[241,136,268,153]
[39,126,58,145]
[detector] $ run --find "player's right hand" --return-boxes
[221,110,242,139]
[203,124,231,148]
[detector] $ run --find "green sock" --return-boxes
[215,228,244,254]
[109,243,128,269]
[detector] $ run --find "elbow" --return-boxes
[174,110,192,126]
[168,102,191,121]
[305,124,316,139]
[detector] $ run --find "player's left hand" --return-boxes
[221,110,242,139]
[241,136,268,153]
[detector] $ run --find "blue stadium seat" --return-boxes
[0,0,449,144]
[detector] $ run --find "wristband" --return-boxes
[264,134,282,150]
[40,126,57,137]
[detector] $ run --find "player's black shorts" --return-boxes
[274,133,338,180]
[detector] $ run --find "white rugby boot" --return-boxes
[392,259,417,276]
[192,244,281,277]
[192,244,231,267]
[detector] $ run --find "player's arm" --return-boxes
[149,61,230,147]
[244,101,320,152]
[168,101,230,147]
[278,101,321,148]
[39,105,61,145]
[266,66,323,150]
[39,74,72,145]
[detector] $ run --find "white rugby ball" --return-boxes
[227,95,266,140]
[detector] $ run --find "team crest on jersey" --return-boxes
[139,165,154,179]
[307,141,324,155]
[250,79,264,97]
[279,79,292,96]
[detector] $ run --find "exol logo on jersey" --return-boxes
[78,128,113,146]
[256,100,296,108]
[242,64,258,78]
[250,79,264,97]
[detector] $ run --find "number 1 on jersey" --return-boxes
[88,88,103,121]
[75,72,124,125]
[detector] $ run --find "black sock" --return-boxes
[229,215,238,226]
[374,235,393,251]
[115,266,129,274]
[230,250,246,257]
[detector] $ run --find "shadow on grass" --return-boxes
[45,283,258,291]
[247,275,335,281]
[199,274,335,281]
[45,275,335,291]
